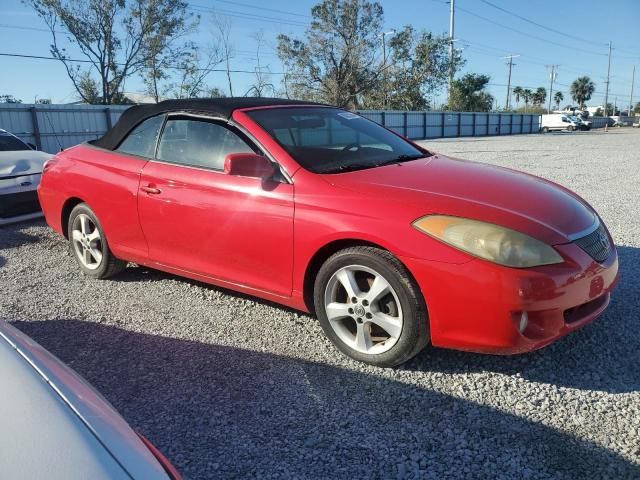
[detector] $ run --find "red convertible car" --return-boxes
[38,98,618,366]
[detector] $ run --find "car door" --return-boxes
[137,115,294,297]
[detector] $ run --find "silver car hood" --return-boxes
[0,321,170,479]
[0,150,51,178]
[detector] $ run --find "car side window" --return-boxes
[156,118,254,171]
[116,115,165,158]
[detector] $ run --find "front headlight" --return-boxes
[412,215,563,268]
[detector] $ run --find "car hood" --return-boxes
[321,154,597,245]
[0,150,51,178]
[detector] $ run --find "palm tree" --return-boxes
[570,76,595,108]
[512,86,523,108]
[531,87,547,107]
[554,91,564,110]
[521,88,533,112]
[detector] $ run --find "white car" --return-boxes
[0,129,51,225]
[0,321,181,479]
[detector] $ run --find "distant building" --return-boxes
[585,106,603,116]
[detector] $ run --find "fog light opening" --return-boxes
[518,311,529,333]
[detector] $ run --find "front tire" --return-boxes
[67,203,126,279]
[314,246,429,367]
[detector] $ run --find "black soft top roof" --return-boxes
[93,97,329,150]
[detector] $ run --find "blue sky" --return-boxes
[1,0,638,108]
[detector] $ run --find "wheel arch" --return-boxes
[302,238,424,315]
[60,197,86,239]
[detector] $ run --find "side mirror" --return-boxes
[224,153,276,179]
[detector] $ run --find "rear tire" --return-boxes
[541,127,549,133]
[67,203,126,279]
[314,246,429,367]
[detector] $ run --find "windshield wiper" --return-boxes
[330,162,379,173]
[322,154,428,174]
[375,154,427,167]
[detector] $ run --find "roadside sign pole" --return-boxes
[546,65,558,114]
[503,55,519,110]
[629,65,635,117]
[604,41,612,116]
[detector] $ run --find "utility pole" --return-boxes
[604,41,612,116]
[546,65,558,114]
[448,0,455,106]
[380,30,395,109]
[503,55,519,110]
[629,65,635,116]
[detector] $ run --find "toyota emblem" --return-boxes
[598,230,610,251]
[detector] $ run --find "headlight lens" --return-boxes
[412,215,563,268]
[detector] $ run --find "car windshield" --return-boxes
[0,133,30,152]
[245,107,430,173]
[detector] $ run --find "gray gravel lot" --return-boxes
[1,129,639,479]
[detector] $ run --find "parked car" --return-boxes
[576,112,592,130]
[569,115,591,131]
[0,320,181,479]
[38,98,618,367]
[633,118,639,128]
[540,114,581,132]
[611,116,630,127]
[0,129,51,225]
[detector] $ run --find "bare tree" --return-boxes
[244,31,276,97]
[142,14,200,103]
[27,0,194,104]
[212,15,235,97]
[168,46,224,99]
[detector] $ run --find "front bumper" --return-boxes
[400,242,619,354]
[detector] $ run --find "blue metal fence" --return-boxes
[1,104,544,153]
[357,110,541,140]
[0,103,129,153]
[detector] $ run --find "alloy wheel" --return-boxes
[71,214,103,270]
[324,264,403,355]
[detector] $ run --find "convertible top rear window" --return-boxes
[246,107,429,174]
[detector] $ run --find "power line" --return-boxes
[5,49,633,100]
[455,4,608,57]
[206,0,310,19]
[0,51,291,75]
[478,0,605,48]
[0,23,65,34]
[189,4,308,28]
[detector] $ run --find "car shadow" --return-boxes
[0,219,44,250]
[111,246,639,394]
[115,264,306,315]
[9,319,639,480]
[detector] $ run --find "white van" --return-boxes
[540,114,580,133]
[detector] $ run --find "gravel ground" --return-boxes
[1,129,639,479]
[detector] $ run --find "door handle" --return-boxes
[141,185,161,195]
